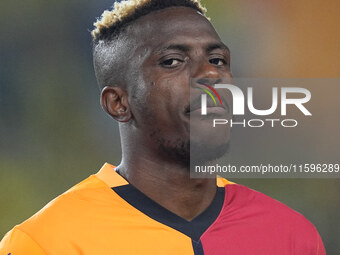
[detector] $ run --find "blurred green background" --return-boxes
[0,0,339,253]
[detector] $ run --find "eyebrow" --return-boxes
[156,42,230,55]
[157,44,191,53]
[206,43,230,54]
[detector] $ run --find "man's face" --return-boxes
[123,7,232,164]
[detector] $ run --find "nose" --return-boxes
[190,60,232,89]
[191,60,220,80]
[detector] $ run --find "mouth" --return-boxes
[184,104,229,120]
[184,95,230,117]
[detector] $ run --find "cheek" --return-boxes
[150,79,187,113]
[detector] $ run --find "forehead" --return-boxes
[125,7,222,50]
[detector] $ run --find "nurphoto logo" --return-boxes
[200,84,312,128]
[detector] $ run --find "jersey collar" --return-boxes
[95,162,233,188]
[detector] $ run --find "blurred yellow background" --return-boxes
[0,0,339,252]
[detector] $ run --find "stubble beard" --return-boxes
[150,129,230,168]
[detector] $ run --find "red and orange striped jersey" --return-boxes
[0,163,325,254]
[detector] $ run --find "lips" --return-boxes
[190,99,221,112]
[184,95,229,115]
[190,106,227,117]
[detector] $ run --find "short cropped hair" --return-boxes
[91,0,207,43]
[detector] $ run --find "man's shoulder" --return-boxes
[220,183,324,252]
[225,183,316,226]
[0,174,117,251]
[196,182,326,254]
[20,174,114,228]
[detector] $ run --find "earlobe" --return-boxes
[100,86,132,122]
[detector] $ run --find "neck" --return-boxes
[117,148,217,221]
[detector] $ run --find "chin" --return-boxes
[190,140,230,166]
[190,124,231,150]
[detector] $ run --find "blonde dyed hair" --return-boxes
[91,0,207,41]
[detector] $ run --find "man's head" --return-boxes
[92,0,207,92]
[92,0,232,165]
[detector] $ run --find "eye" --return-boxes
[209,58,227,66]
[161,58,183,68]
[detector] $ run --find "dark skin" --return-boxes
[100,7,232,221]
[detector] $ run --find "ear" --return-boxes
[100,86,132,122]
